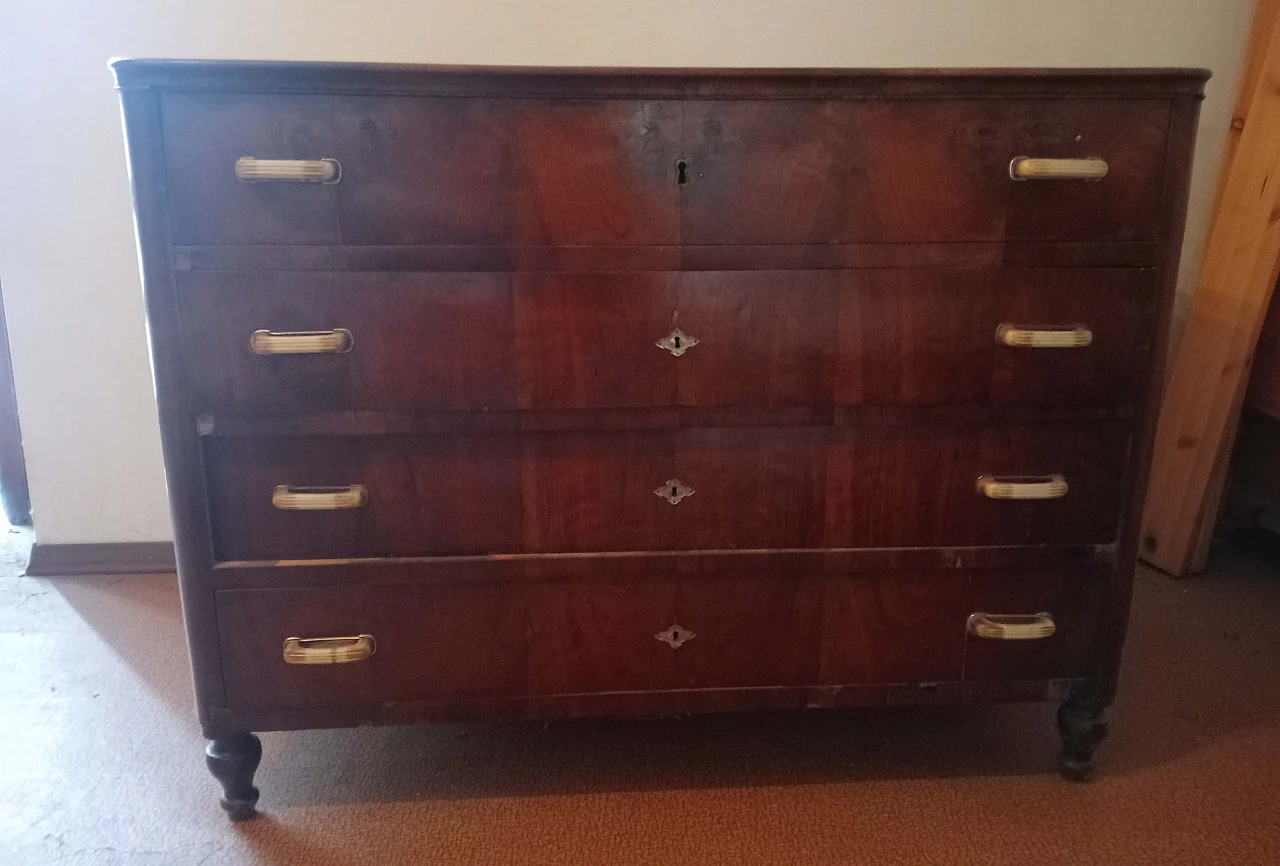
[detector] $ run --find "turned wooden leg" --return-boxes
[206,733,262,820]
[1056,697,1108,781]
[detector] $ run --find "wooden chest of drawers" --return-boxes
[113,60,1206,819]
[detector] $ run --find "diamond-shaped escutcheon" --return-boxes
[656,328,699,357]
[654,479,694,505]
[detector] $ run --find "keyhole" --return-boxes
[671,485,679,499]
[672,334,682,349]
[676,159,688,185]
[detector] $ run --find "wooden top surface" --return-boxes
[110,59,1211,99]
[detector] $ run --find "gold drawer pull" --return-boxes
[976,474,1068,500]
[272,484,367,510]
[236,157,341,183]
[1009,157,1108,181]
[996,324,1093,348]
[968,613,1057,640]
[249,329,352,355]
[282,634,376,665]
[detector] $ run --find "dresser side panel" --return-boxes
[118,87,227,727]
[1097,93,1204,704]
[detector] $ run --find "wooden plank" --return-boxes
[1215,0,1280,217]
[1190,0,1280,572]
[1141,4,1280,576]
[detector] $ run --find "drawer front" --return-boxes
[162,93,681,246]
[203,423,1129,561]
[682,99,1169,243]
[163,94,1165,247]
[214,565,1101,712]
[178,268,1153,413]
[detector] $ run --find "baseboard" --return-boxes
[25,541,177,576]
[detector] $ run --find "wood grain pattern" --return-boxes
[835,268,1156,407]
[682,100,1168,244]
[178,271,517,411]
[1141,13,1280,577]
[179,268,1154,414]
[202,423,1130,561]
[163,94,680,246]
[115,64,1204,767]
[214,565,1102,714]
[1004,100,1170,241]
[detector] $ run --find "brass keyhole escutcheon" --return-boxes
[655,624,695,649]
[655,478,694,505]
[656,328,699,357]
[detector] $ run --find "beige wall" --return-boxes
[0,0,1255,543]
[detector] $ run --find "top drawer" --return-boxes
[161,94,1170,246]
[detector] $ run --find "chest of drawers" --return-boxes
[113,60,1206,820]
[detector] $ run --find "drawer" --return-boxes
[162,93,680,246]
[162,93,1166,247]
[203,423,1129,561]
[178,268,1154,413]
[214,565,1102,713]
[682,99,1169,243]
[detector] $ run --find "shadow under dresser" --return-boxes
[111,59,1207,819]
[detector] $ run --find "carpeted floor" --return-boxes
[3,528,1279,865]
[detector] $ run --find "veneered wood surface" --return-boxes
[163,94,680,246]
[164,91,1169,247]
[834,267,1156,407]
[681,100,1169,244]
[179,268,1155,413]
[203,423,1130,561]
[113,62,1205,737]
[214,565,1101,714]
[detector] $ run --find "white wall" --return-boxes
[0,0,1255,544]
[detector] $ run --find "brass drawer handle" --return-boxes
[1009,157,1108,181]
[282,634,376,665]
[236,157,341,183]
[249,329,352,355]
[976,474,1068,500]
[968,613,1057,640]
[272,484,368,510]
[996,324,1093,348]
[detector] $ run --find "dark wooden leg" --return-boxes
[206,733,262,820]
[1056,697,1108,781]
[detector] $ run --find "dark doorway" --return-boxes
[0,281,31,526]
